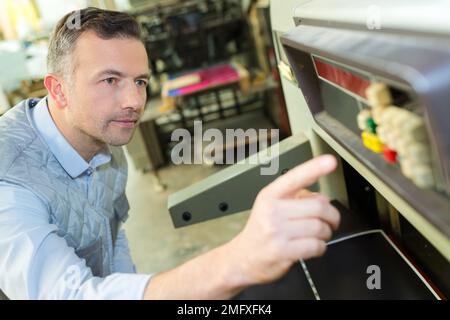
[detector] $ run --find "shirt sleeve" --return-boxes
[0,182,152,300]
[113,229,138,273]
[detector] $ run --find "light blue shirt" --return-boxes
[0,98,151,299]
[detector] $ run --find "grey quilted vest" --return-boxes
[0,99,130,292]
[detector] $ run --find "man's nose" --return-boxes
[121,81,145,112]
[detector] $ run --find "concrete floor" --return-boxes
[123,154,250,274]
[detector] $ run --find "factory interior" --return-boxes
[0,0,449,300]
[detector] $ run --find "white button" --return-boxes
[379,106,400,127]
[400,116,427,142]
[411,164,435,189]
[377,125,387,143]
[357,109,371,130]
[391,110,411,129]
[384,130,398,151]
[365,83,392,106]
[405,143,431,164]
[389,130,402,150]
[396,136,412,156]
[371,105,386,124]
[400,158,414,179]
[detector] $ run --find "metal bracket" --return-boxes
[168,134,315,227]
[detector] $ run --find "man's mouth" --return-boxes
[111,119,138,128]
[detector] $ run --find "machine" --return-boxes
[168,0,450,299]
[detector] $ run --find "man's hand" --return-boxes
[226,154,341,285]
[145,155,340,299]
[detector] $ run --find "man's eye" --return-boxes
[136,80,148,87]
[103,78,116,85]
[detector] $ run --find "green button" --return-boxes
[366,117,377,134]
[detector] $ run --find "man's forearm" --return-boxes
[143,240,250,299]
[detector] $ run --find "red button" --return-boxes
[384,146,397,164]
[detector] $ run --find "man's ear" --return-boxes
[44,74,67,108]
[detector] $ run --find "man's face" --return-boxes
[64,31,149,147]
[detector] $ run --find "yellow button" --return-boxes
[362,131,384,153]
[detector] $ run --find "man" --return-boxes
[0,7,340,299]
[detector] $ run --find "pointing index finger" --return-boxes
[264,155,337,199]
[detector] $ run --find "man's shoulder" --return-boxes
[0,99,42,179]
[0,99,29,127]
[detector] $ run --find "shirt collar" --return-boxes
[30,97,112,179]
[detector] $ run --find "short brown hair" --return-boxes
[47,7,142,76]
